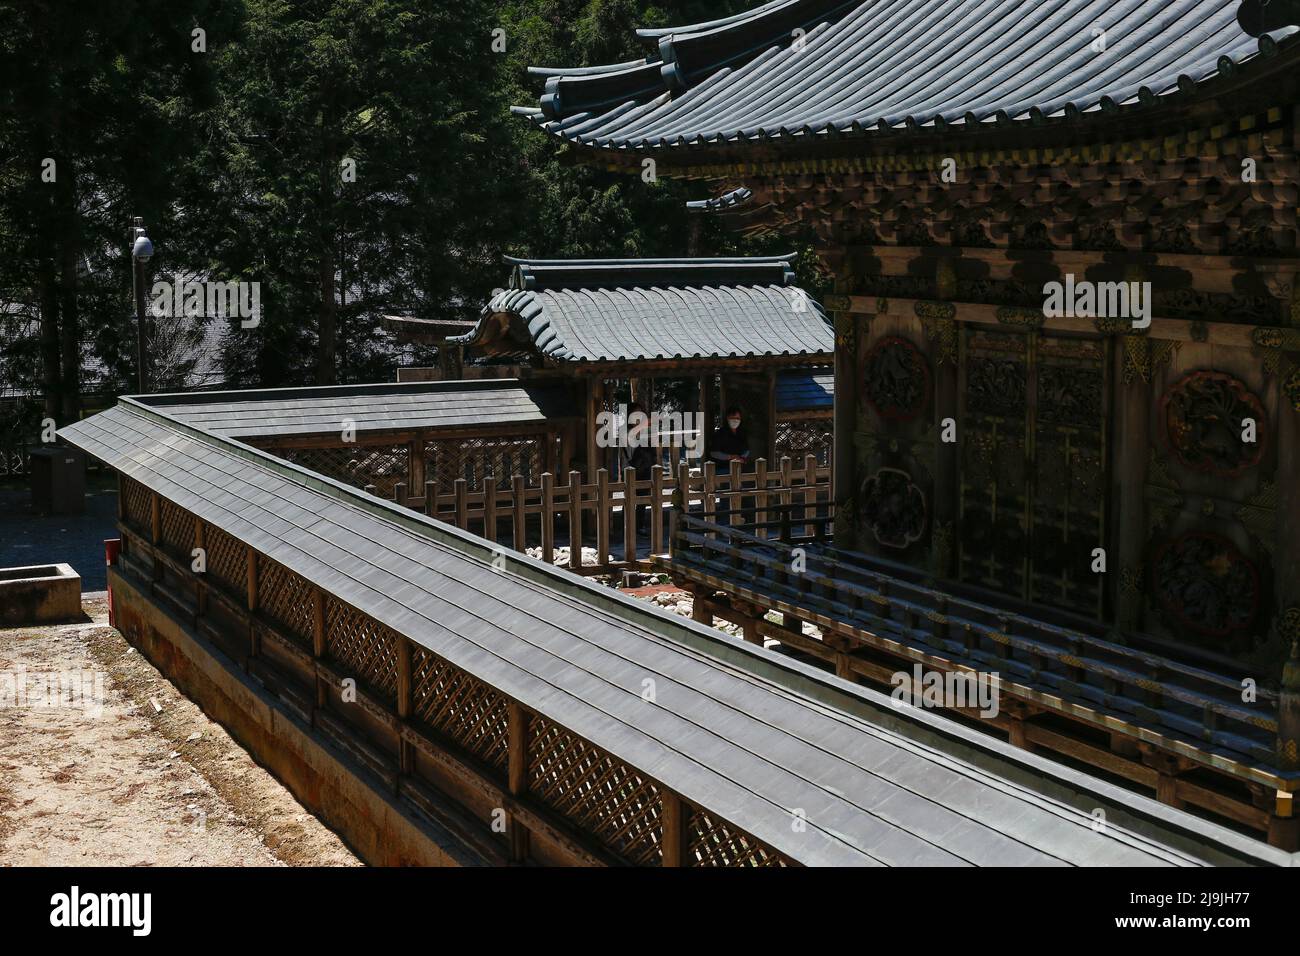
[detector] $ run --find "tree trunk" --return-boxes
[315,123,337,385]
[38,257,61,424]
[59,222,81,422]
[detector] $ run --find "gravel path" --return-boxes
[0,596,359,867]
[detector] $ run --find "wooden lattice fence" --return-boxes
[110,473,793,866]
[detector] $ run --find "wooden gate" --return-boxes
[958,327,1110,618]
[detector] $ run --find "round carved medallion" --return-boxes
[860,468,927,549]
[862,337,930,422]
[1152,532,1260,641]
[1160,370,1266,477]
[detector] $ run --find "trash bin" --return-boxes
[28,445,86,515]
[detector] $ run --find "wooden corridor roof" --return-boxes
[59,395,1289,866]
[138,379,573,440]
[516,0,1300,153]
[451,256,833,365]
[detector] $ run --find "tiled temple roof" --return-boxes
[515,0,1300,152]
[450,256,833,364]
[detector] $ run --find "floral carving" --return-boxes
[1161,371,1267,477]
[1152,533,1259,641]
[860,468,927,549]
[862,337,929,421]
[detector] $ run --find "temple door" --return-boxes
[958,327,1110,618]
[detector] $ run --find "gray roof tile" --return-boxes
[519,0,1300,150]
[452,256,833,363]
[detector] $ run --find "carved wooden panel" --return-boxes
[959,328,1109,616]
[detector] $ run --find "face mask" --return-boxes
[727,418,740,430]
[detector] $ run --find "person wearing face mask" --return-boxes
[709,405,750,468]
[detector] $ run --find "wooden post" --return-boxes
[623,466,637,565]
[149,492,162,581]
[803,453,818,537]
[393,481,406,508]
[313,590,327,714]
[702,461,717,533]
[194,520,207,617]
[396,636,414,776]
[512,474,527,552]
[585,377,601,483]
[650,464,665,554]
[568,470,583,571]
[541,472,555,564]
[755,458,769,540]
[596,468,610,569]
[660,790,690,867]
[728,458,742,528]
[424,479,436,517]
[507,700,531,863]
[455,477,469,530]
[245,546,258,611]
[409,438,425,500]
[246,545,259,660]
[483,478,497,544]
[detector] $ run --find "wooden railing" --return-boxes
[375,455,832,575]
[667,508,1290,794]
[113,474,793,866]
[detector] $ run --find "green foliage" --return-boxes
[0,0,827,402]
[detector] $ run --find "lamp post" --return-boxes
[131,217,153,394]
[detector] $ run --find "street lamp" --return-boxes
[131,217,153,394]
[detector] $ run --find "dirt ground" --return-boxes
[0,595,359,867]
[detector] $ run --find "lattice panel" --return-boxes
[159,498,194,556]
[204,525,247,595]
[688,807,788,867]
[426,435,545,492]
[776,417,833,466]
[122,477,152,530]
[528,715,663,865]
[277,444,409,499]
[410,647,509,770]
[324,598,399,700]
[256,555,315,646]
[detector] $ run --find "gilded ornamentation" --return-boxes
[919,315,958,365]
[1284,364,1300,412]
[995,306,1044,329]
[1234,481,1278,554]
[1122,335,1150,385]
[1119,565,1143,597]
[1280,606,1300,645]
[1094,316,1135,335]
[930,521,954,576]
[1144,449,1184,531]
[1251,327,1300,375]
[1161,370,1268,477]
[913,300,955,321]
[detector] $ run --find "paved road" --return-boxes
[0,476,119,591]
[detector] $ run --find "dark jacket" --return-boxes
[709,425,750,465]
